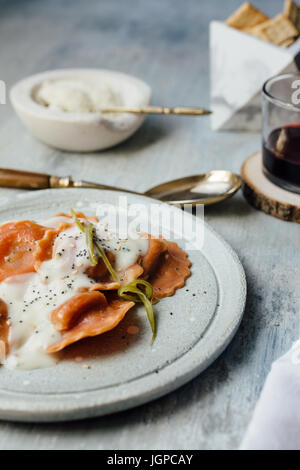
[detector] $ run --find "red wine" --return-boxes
[263,125,300,188]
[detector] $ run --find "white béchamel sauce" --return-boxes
[0,216,148,370]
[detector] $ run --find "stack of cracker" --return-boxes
[226,1,300,48]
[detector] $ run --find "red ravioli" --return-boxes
[85,233,191,298]
[144,239,191,298]
[90,264,144,291]
[141,237,168,278]
[0,220,48,282]
[47,292,134,353]
[34,222,72,270]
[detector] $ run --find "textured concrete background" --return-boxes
[0,0,299,449]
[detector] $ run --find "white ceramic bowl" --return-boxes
[10,69,151,152]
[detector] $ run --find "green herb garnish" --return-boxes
[85,223,98,267]
[118,280,155,341]
[70,208,118,280]
[94,240,119,282]
[70,208,85,233]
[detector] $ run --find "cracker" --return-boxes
[279,36,296,47]
[249,13,298,45]
[284,0,300,33]
[226,2,269,30]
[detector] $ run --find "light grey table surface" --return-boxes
[0,0,299,450]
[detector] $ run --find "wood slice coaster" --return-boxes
[241,152,300,223]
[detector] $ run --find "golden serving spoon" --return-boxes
[99,106,212,116]
[0,168,241,206]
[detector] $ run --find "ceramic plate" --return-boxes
[0,189,246,422]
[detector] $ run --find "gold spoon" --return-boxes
[0,168,241,206]
[99,106,212,116]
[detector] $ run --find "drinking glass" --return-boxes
[262,73,300,194]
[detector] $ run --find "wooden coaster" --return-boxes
[241,152,300,223]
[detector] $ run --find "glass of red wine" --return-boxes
[263,73,300,194]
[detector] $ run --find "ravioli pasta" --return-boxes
[0,211,191,370]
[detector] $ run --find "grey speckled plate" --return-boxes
[0,189,246,422]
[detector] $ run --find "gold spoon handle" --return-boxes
[0,168,142,195]
[100,106,212,116]
[0,168,51,189]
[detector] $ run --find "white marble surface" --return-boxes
[0,0,299,450]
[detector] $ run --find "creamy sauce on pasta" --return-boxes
[0,216,148,370]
